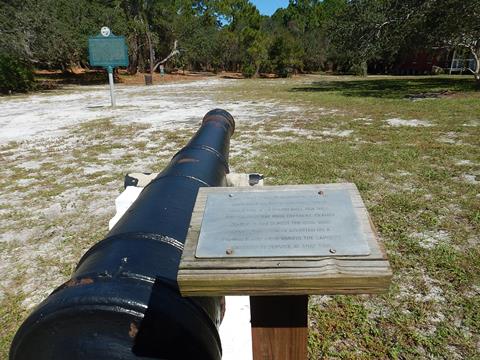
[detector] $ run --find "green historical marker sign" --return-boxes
[88,27,129,107]
[88,35,129,68]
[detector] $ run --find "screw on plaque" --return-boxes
[329,248,336,254]
[225,248,233,255]
[228,193,234,198]
[318,190,324,195]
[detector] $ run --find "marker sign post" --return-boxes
[88,27,128,107]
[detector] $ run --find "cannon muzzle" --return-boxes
[10,109,235,360]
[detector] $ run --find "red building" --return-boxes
[368,49,455,75]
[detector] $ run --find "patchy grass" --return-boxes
[1,75,479,359]
[290,76,477,99]
[0,117,177,356]
[227,75,479,359]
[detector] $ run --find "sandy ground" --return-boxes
[1,75,478,358]
[0,77,305,314]
[0,78,299,144]
[0,77,310,358]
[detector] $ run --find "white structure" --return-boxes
[449,50,476,74]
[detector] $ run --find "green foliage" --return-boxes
[350,62,368,76]
[0,55,34,94]
[327,0,480,80]
[241,63,256,78]
[269,30,303,76]
[0,0,337,78]
[0,0,127,71]
[2,0,478,86]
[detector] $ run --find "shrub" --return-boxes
[0,55,34,94]
[242,63,256,78]
[276,66,293,78]
[350,62,368,76]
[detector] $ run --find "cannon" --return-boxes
[10,109,235,360]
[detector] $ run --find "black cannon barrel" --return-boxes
[10,109,235,360]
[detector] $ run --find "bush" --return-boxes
[276,66,293,78]
[0,55,34,94]
[242,63,256,78]
[350,62,368,76]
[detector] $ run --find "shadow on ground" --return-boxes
[290,77,477,99]
[36,70,108,86]
[34,71,108,91]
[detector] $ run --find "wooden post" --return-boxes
[250,295,308,360]
[178,184,392,359]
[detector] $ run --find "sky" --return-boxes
[250,0,290,16]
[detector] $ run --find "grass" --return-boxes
[227,75,479,359]
[290,76,477,98]
[1,74,479,359]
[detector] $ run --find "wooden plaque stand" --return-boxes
[178,184,392,359]
[250,295,308,360]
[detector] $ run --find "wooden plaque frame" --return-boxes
[178,183,391,297]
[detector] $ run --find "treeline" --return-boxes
[0,0,347,79]
[0,0,478,93]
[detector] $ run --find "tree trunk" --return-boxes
[465,45,480,90]
[473,50,480,90]
[361,61,368,77]
[128,54,138,75]
[253,62,261,78]
[138,50,145,73]
[145,29,154,77]
[128,35,139,75]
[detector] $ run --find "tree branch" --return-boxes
[153,40,179,71]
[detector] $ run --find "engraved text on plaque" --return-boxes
[195,189,370,258]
